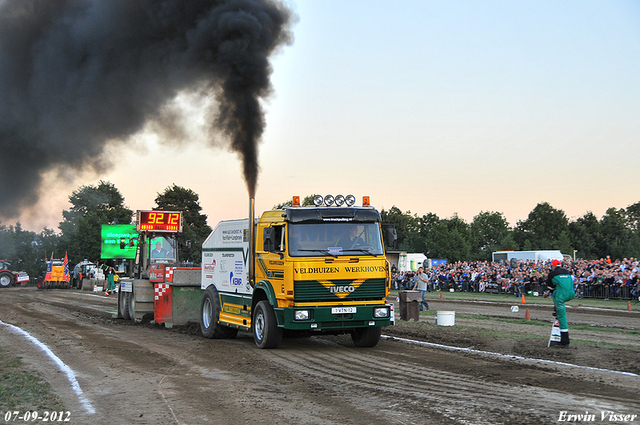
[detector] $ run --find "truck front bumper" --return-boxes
[278,304,392,330]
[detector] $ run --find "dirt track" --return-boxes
[0,287,639,425]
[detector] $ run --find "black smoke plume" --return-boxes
[0,0,294,218]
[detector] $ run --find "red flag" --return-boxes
[44,253,53,281]
[63,253,70,282]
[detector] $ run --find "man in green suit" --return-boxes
[545,260,575,347]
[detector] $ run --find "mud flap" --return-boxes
[548,318,561,347]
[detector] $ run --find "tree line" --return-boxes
[1,185,639,280]
[0,181,211,280]
[381,201,640,262]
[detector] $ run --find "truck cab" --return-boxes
[200,195,395,348]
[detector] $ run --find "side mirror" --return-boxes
[386,228,398,248]
[263,227,275,252]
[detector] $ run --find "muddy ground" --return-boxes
[0,287,638,425]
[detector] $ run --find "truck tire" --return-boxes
[119,291,131,320]
[128,280,154,321]
[0,271,14,288]
[351,326,382,347]
[252,300,282,349]
[200,286,238,339]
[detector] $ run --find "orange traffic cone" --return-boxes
[525,308,530,321]
[629,301,632,311]
[521,294,525,304]
[440,291,443,300]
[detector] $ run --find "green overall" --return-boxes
[550,274,575,331]
[107,271,115,292]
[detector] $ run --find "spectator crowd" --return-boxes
[391,257,640,301]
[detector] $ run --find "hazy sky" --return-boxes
[12,0,640,232]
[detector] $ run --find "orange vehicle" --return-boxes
[37,254,71,289]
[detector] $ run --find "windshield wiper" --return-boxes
[296,249,338,258]
[340,248,378,256]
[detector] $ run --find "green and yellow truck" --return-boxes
[200,195,396,348]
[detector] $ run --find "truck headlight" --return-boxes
[294,310,310,320]
[373,307,389,318]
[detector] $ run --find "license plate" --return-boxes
[332,307,356,314]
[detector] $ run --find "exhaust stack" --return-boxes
[248,197,255,288]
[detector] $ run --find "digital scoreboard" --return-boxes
[136,210,182,233]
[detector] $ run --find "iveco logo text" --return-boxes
[330,285,355,294]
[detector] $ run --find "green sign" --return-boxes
[101,224,139,259]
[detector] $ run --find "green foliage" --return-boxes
[569,212,599,259]
[154,184,212,263]
[599,207,632,260]
[2,187,640,270]
[58,181,133,266]
[626,201,640,232]
[381,206,419,250]
[0,223,56,279]
[469,211,510,261]
[381,201,640,261]
[514,202,569,250]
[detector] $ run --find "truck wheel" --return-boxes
[200,286,238,339]
[128,289,136,318]
[0,272,14,288]
[252,300,282,349]
[119,291,131,320]
[351,326,382,347]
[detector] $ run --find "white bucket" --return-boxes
[436,311,455,326]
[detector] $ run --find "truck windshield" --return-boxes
[288,222,384,257]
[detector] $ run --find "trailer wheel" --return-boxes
[200,286,238,339]
[0,272,14,288]
[119,291,131,320]
[128,287,135,316]
[351,326,382,348]
[252,300,282,349]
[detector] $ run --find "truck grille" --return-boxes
[294,278,386,302]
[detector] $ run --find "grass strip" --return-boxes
[416,311,640,336]
[390,289,639,311]
[0,349,65,411]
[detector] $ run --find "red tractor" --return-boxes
[0,260,30,288]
